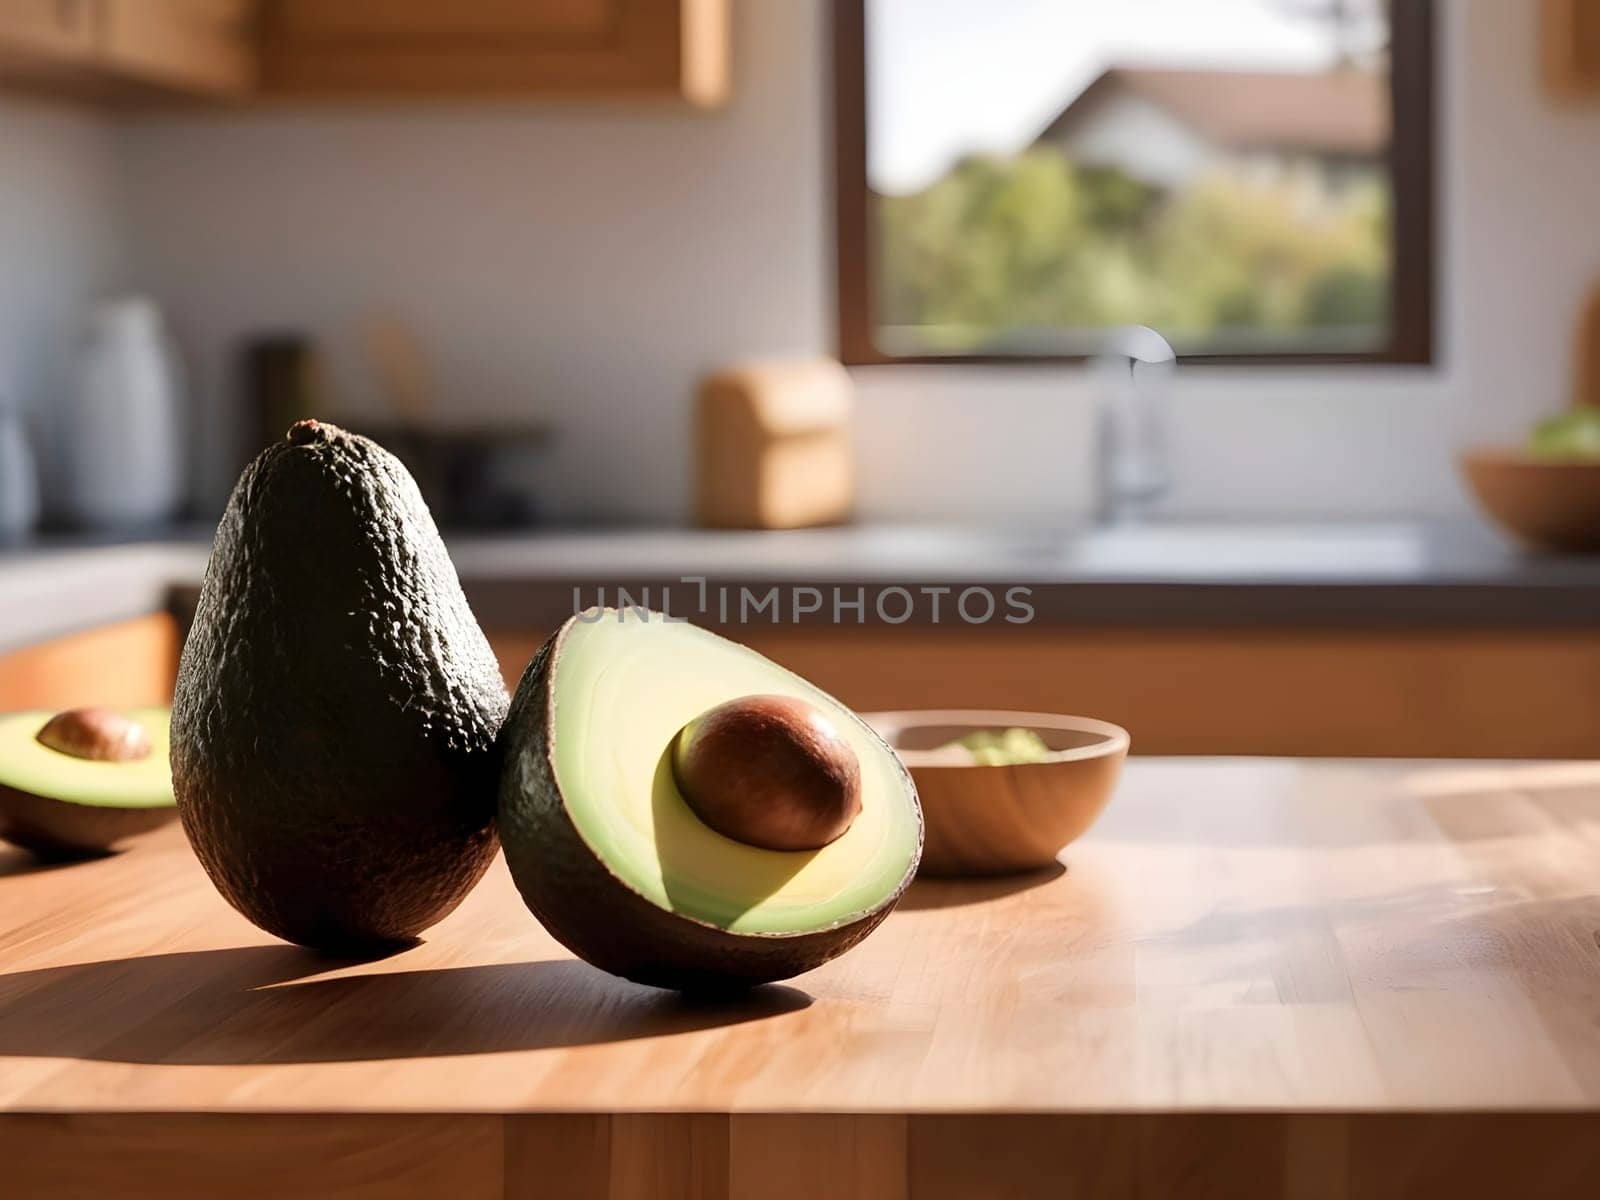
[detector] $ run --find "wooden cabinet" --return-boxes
[0,0,729,105]
[271,0,618,42]
[98,0,257,97]
[488,623,1600,760]
[0,0,256,99]
[0,0,98,91]
[261,0,729,105]
[0,0,97,60]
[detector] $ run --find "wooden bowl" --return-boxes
[1460,449,1600,552]
[863,710,1129,877]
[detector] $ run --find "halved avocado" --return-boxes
[498,611,923,991]
[0,707,177,858]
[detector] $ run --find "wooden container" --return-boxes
[1460,450,1600,551]
[695,359,853,529]
[865,709,1130,877]
[1459,284,1600,552]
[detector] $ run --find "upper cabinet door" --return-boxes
[0,0,728,106]
[262,0,729,106]
[98,0,258,97]
[275,0,615,41]
[0,0,97,62]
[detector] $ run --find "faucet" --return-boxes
[1092,326,1176,525]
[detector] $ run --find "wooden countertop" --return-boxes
[5,757,1600,1198]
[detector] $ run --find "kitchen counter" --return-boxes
[5,520,1600,654]
[3,757,1600,1196]
[0,541,209,655]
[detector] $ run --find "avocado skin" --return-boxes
[172,422,508,953]
[498,625,917,992]
[0,786,176,859]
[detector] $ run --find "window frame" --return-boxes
[832,0,1437,367]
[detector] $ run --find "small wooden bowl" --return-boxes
[864,710,1129,877]
[1460,449,1600,552]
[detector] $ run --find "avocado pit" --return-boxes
[36,707,152,763]
[671,693,862,852]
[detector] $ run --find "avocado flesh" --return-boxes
[0,707,177,856]
[942,728,1053,766]
[499,611,922,989]
[1531,407,1600,459]
[553,615,919,933]
[172,421,508,952]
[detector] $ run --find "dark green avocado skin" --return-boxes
[0,787,177,860]
[172,421,508,953]
[497,624,917,992]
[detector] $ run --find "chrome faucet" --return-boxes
[1093,326,1176,524]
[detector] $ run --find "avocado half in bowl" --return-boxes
[0,707,178,858]
[498,611,923,991]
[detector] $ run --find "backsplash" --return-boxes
[117,3,827,523]
[0,96,126,519]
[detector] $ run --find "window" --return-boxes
[834,0,1436,364]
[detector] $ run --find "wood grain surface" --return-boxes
[262,0,730,105]
[5,757,1600,1197]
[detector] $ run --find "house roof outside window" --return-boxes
[1032,67,1387,187]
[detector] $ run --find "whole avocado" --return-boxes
[172,421,508,952]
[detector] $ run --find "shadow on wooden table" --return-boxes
[897,862,1066,911]
[0,945,810,1065]
[0,846,108,878]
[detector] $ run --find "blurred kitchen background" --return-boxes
[1,0,1593,528]
[8,0,1600,762]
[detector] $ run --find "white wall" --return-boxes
[119,2,828,520]
[114,0,1600,526]
[0,95,126,514]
